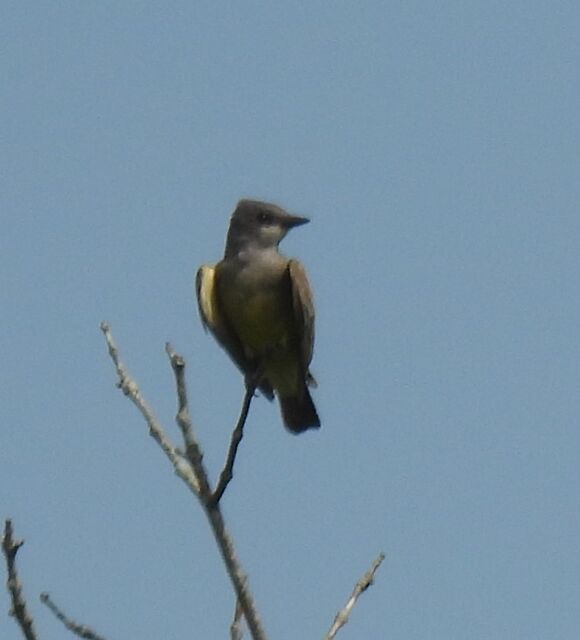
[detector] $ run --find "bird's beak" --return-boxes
[283,214,310,229]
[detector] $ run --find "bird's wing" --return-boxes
[196,263,248,367]
[287,260,316,381]
[195,264,274,399]
[196,264,220,333]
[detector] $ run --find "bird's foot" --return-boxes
[244,363,266,396]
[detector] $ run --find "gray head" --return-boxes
[224,199,309,257]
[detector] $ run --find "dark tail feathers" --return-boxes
[279,386,321,433]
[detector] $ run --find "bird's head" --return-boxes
[225,199,309,256]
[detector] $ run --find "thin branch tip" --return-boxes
[165,342,185,368]
[41,592,108,640]
[325,552,386,639]
[2,519,38,640]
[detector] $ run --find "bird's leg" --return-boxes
[244,361,266,396]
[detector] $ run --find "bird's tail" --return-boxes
[279,386,321,433]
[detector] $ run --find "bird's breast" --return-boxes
[216,257,294,356]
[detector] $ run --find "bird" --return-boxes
[196,199,320,433]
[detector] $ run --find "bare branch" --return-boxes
[2,520,38,640]
[100,322,199,495]
[102,323,268,640]
[230,599,244,640]
[325,553,386,639]
[163,341,267,640]
[40,593,107,640]
[165,343,213,500]
[212,384,255,505]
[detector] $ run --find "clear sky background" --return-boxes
[2,3,579,639]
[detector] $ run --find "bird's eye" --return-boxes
[258,211,272,224]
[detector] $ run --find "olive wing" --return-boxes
[287,259,316,379]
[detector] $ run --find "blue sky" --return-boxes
[2,2,579,638]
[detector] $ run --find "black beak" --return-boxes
[282,214,310,229]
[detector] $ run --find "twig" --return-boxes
[212,384,255,505]
[2,520,38,640]
[100,322,200,495]
[40,593,107,640]
[325,553,386,639]
[102,323,268,640]
[230,599,244,640]
[165,343,213,501]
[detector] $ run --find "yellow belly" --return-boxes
[224,290,300,395]
[231,290,291,353]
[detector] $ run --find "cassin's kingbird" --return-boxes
[196,199,320,433]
